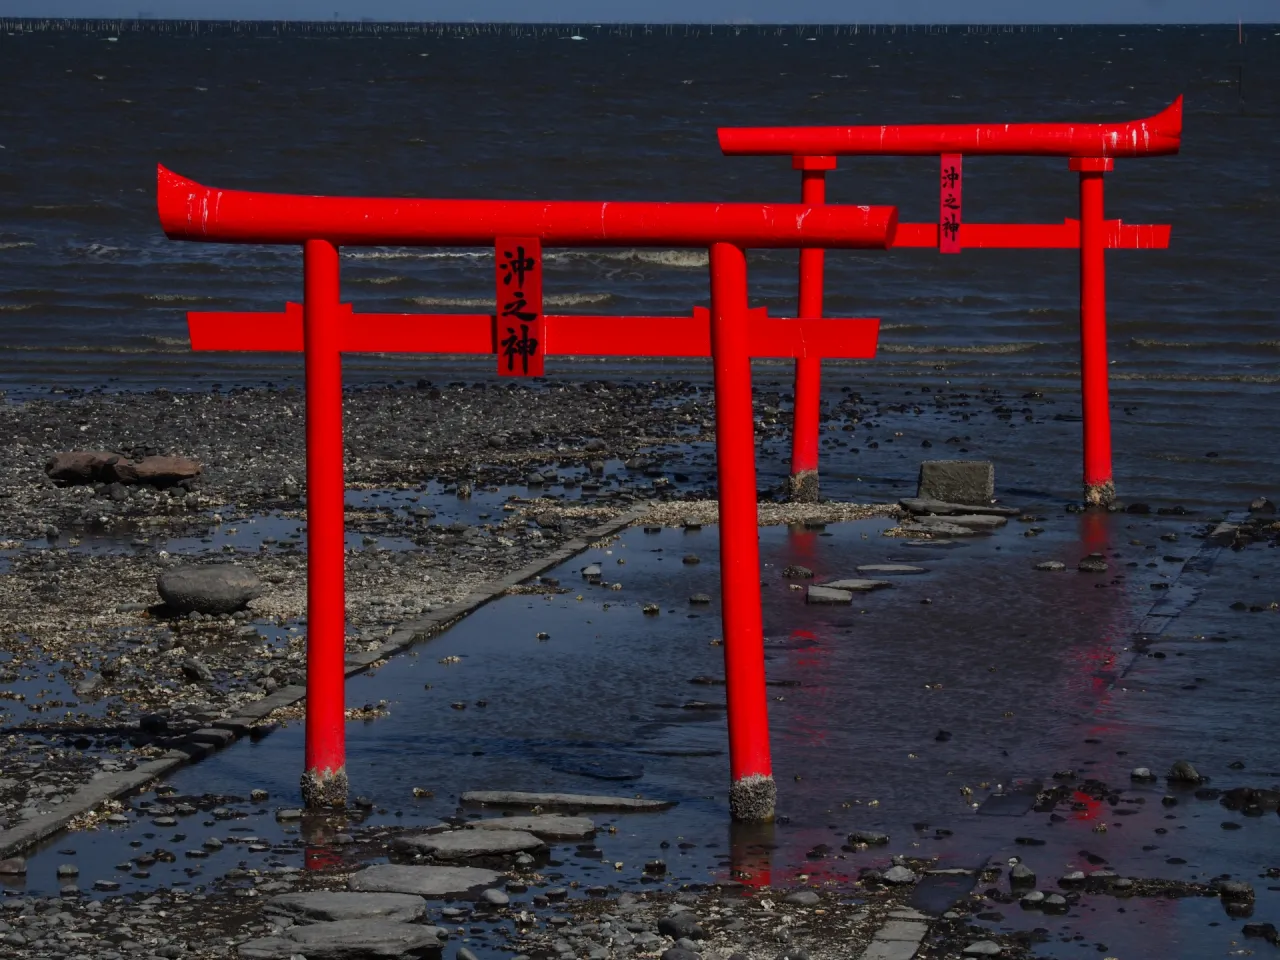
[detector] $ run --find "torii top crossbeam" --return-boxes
[157,166,897,248]
[718,97,1183,157]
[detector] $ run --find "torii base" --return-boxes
[301,766,349,809]
[1084,479,1117,509]
[787,469,820,503]
[730,773,777,823]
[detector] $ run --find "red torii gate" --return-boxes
[156,165,897,822]
[719,97,1183,506]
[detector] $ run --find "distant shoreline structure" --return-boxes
[0,20,1264,39]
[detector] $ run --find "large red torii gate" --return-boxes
[157,165,897,822]
[719,97,1183,506]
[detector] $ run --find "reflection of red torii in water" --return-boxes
[719,98,1183,507]
[156,166,896,820]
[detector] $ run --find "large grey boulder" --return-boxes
[263,891,427,924]
[157,564,262,615]
[917,460,995,505]
[237,918,444,959]
[468,814,595,840]
[393,829,545,860]
[347,864,500,897]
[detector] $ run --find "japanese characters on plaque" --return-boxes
[495,236,544,376]
[939,153,963,254]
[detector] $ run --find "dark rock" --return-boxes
[657,912,706,940]
[1078,555,1109,573]
[662,949,700,960]
[848,830,889,846]
[181,657,214,684]
[917,460,995,505]
[158,564,262,615]
[1034,560,1066,572]
[689,594,712,605]
[1220,881,1255,901]
[1248,497,1275,515]
[783,565,814,579]
[1009,863,1036,887]
[1243,922,1279,945]
[784,890,820,906]
[1168,760,1203,784]
[1221,787,1280,814]
[0,858,27,875]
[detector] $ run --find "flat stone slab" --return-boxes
[468,814,596,840]
[914,513,1007,529]
[822,579,893,592]
[876,919,929,942]
[394,829,545,860]
[263,891,427,924]
[806,586,852,604]
[347,864,501,897]
[855,565,926,576]
[906,522,972,537]
[238,918,445,959]
[460,790,675,811]
[900,497,1019,517]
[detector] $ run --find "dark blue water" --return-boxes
[1,23,1277,507]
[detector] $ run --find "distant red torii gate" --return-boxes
[156,165,897,822]
[719,96,1183,506]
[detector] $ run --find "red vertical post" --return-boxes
[301,238,349,808]
[787,156,836,503]
[1071,157,1116,506]
[709,241,775,823]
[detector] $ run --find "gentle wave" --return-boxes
[344,249,491,262]
[350,275,409,285]
[143,293,215,303]
[878,342,1041,355]
[1129,338,1280,351]
[402,292,616,308]
[0,342,189,354]
[0,242,34,251]
[0,304,33,312]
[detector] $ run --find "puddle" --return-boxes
[9,505,1275,958]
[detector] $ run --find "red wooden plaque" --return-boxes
[939,154,962,254]
[495,236,544,376]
